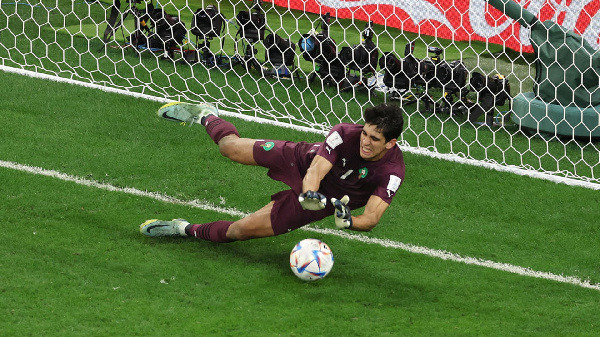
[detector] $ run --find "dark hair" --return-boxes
[363,103,404,142]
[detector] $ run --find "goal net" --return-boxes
[1,0,599,188]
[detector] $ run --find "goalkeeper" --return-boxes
[140,102,405,242]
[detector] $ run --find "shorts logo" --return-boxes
[359,167,368,179]
[261,142,275,151]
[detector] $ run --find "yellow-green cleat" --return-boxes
[156,102,219,126]
[139,219,189,237]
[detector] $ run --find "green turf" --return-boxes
[1,65,600,336]
[1,2,600,334]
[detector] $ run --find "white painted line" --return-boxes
[304,227,600,291]
[1,159,599,291]
[0,159,246,218]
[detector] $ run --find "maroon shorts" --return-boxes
[253,140,333,235]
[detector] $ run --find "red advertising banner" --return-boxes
[266,0,600,53]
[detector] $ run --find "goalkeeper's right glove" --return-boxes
[331,195,352,229]
[298,191,327,210]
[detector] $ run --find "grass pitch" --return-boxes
[1,70,600,336]
[1,2,600,335]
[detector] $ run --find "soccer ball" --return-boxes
[289,238,334,281]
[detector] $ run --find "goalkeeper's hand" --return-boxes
[331,195,352,229]
[298,191,327,210]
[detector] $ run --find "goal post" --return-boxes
[0,0,598,188]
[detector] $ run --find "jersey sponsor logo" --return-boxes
[260,141,275,151]
[386,175,402,197]
[358,167,368,179]
[326,131,343,149]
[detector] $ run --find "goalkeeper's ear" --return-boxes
[384,137,398,150]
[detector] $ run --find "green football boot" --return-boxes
[139,218,189,237]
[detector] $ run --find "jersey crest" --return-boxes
[358,167,368,179]
[260,141,275,151]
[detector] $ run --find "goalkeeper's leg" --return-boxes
[142,205,276,242]
[202,115,258,165]
[186,202,276,242]
[185,193,331,241]
[143,191,331,242]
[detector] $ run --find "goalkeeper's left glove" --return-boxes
[331,195,352,229]
[298,191,327,210]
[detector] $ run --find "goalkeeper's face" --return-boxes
[359,123,396,161]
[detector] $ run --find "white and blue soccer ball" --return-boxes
[289,238,334,281]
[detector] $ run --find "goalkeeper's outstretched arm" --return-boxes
[302,154,333,192]
[298,155,334,210]
[345,195,390,232]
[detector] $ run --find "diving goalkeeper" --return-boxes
[140,102,405,242]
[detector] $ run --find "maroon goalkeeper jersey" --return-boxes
[315,123,405,209]
[253,123,405,211]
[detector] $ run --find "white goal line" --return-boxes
[2,65,599,191]
[1,158,599,292]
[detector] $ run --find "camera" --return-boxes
[338,21,378,74]
[188,5,226,66]
[126,6,152,48]
[231,0,268,72]
[378,51,414,90]
[264,33,295,67]
[379,42,470,114]
[468,72,512,125]
[151,9,187,53]
[126,5,186,58]
[298,13,346,86]
[263,33,296,77]
[191,5,224,41]
[298,13,337,64]
[470,72,511,105]
[405,43,467,93]
[236,0,265,43]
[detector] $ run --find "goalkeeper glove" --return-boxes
[298,191,327,210]
[331,195,352,229]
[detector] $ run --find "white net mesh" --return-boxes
[1,0,599,187]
